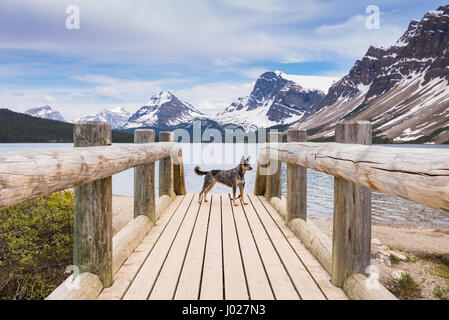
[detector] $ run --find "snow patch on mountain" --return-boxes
[24,106,66,122]
[124,91,205,129]
[79,106,130,129]
[215,71,326,131]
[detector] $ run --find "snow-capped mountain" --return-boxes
[215,71,325,131]
[124,91,205,129]
[79,106,130,129]
[294,5,449,143]
[24,105,66,122]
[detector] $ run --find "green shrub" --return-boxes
[0,191,74,300]
[386,272,421,300]
[433,284,449,300]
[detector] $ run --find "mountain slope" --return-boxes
[124,91,205,129]
[25,106,66,122]
[294,5,449,143]
[0,108,133,143]
[215,71,325,131]
[79,106,130,129]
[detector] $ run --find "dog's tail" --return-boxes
[194,166,208,176]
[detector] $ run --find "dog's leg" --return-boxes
[199,175,212,203]
[204,180,216,203]
[232,184,238,206]
[198,189,204,204]
[239,184,248,205]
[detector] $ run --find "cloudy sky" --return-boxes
[0,0,445,121]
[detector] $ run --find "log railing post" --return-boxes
[286,129,307,222]
[134,129,156,221]
[254,160,267,195]
[73,121,113,287]
[158,131,175,198]
[173,148,187,195]
[265,132,282,200]
[332,120,372,287]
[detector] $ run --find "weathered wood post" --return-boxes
[286,129,307,222]
[254,160,267,195]
[159,131,175,198]
[134,129,156,221]
[173,147,187,196]
[74,121,113,287]
[332,120,372,287]
[265,131,283,200]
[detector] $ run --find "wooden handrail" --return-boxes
[255,120,447,297]
[259,139,449,212]
[0,140,180,210]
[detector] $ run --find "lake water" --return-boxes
[1,143,449,229]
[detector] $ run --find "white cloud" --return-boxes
[0,0,407,65]
[44,95,56,102]
[173,81,255,115]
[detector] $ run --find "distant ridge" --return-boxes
[0,108,133,143]
[25,105,66,122]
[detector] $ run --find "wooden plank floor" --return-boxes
[98,193,348,300]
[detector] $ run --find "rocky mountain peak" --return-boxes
[294,5,449,144]
[79,106,130,129]
[24,105,66,122]
[216,71,325,130]
[124,91,204,129]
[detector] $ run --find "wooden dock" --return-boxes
[3,120,448,300]
[98,193,347,300]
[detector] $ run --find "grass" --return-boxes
[0,191,74,300]
[431,263,449,279]
[386,272,421,300]
[433,283,449,300]
[389,254,402,265]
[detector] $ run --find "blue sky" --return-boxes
[0,0,446,121]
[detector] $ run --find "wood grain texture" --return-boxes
[222,194,248,300]
[286,129,307,222]
[200,194,224,300]
[0,142,179,210]
[245,195,299,300]
[270,196,333,275]
[73,121,112,147]
[134,129,156,220]
[112,215,153,275]
[149,197,201,300]
[74,122,113,287]
[232,197,274,299]
[46,272,103,300]
[97,196,184,300]
[123,194,194,300]
[332,121,372,287]
[259,141,449,213]
[288,217,333,276]
[264,196,348,300]
[173,148,187,195]
[265,132,282,200]
[343,273,397,300]
[174,196,211,299]
[159,132,175,198]
[254,158,268,195]
[255,195,326,300]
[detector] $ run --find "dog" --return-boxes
[195,156,252,206]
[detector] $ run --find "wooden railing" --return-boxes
[255,120,449,299]
[0,121,186,299]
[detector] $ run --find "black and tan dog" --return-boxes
[195,156,252,206]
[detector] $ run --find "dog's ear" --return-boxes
[246,156,251,162]
[240,156,245,164]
